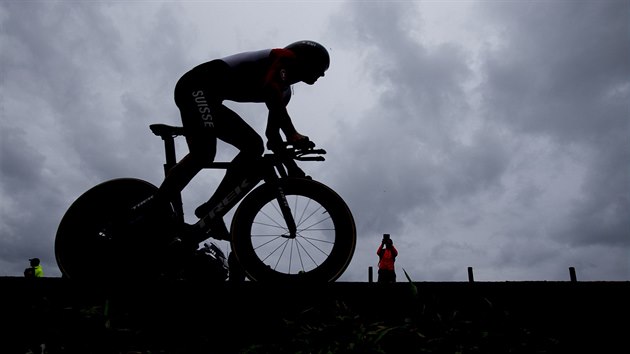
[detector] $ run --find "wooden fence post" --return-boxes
[468,267,474,282]
[569,267,577,282]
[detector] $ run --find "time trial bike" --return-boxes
[54,123,356,283]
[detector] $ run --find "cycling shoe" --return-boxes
[194,204,231,241]
[208,218,230,241]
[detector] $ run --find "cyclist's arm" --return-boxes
[265,104,299,145]
[263,49,306,148]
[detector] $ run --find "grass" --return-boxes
[240,270,560,354]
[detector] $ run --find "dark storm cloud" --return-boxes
[481,1,629,143]
[329,0,628,280]
[478,1,630,249]
[329,2,506,238]
[0,124,66,265]
[1,1,189,275]
[1,126,45,190]
[2,2,129,178]
[558,142,630,247]
[1,2,109,271]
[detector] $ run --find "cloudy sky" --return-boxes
[1,0,628,281]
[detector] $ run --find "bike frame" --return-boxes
[150,124,303,241]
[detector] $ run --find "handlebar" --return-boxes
[276,141,327,162]
[271,142,327,179]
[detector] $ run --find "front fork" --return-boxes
[269,157,304,239]
[274,184,298,238]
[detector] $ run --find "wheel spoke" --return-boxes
[295,204,324,229]
[252,235,283,250]
[294,195,313,226]
[257,207,288,231]
[298,216,333,233]
[294,239,306,273]
[297,233,330,257]
[273,238,290,270]
[260,237,289,264]
[299,234,335,245]
[296,237,320,267]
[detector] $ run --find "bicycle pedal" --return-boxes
[168,237,183,247]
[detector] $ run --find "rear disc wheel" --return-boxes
[55,178,174,281]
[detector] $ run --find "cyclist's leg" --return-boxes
[156,120,216,202]
[126,75,220,236]
[160,70,220,198]
[194,105,264,222]
[130,83,216,216]
[157,84,227,248]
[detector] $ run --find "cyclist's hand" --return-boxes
[287,132,308,143]
[288,133,315,150]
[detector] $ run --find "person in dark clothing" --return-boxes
[135,40,330,242]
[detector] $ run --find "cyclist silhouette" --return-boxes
[134,40,330,242]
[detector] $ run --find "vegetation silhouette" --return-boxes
[6,277,627,353]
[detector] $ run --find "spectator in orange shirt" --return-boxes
[377,234,397,283]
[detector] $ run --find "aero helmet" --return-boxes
[285,40,330,76]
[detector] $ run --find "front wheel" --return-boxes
[231,178,356,282]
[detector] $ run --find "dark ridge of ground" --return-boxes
[1,277,628,353]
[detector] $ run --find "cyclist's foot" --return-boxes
[176,220,230,242]
[209,218,230,241]
[195,203,230,241]
[195,218,230,241]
